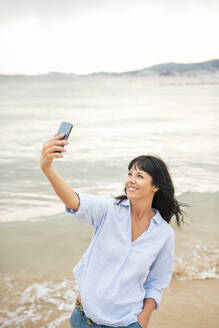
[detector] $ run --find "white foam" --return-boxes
[174,244,219,280]
[0,277,77,328]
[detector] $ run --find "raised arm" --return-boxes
[40,133,79,211]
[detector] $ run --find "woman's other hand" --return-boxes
[137,312,149,328]
[40,133,69,172]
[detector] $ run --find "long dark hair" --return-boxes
[115,154,188,227]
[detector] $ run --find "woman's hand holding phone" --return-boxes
[40,133,69,172]
[39,122,78,210]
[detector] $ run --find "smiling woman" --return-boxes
[40,137,187,328]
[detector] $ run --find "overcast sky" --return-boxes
[0,0,218,75]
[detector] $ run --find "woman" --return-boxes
[40,133,185,328]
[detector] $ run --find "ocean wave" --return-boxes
[173,244,219,280]
[0,276,77,328]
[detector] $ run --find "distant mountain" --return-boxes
[0,59,218,78]
[123,59,219,76]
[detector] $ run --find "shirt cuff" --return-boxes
[144,288,161,310]
[65,191,96,227]
[65,191,87,216]
[65,191,84,215]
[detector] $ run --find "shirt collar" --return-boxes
[114,198,162,225]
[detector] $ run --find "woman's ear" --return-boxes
[153,186,159,193]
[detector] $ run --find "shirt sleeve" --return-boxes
[65,191,112,229]
[143,229,175,310]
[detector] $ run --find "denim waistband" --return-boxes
[75,297,95,326]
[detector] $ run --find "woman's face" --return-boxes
[125,165,159,201]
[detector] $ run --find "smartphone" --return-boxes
[55,121,73,153]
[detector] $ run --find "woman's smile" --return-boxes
[127,186,137,192]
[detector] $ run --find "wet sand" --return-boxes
[149,278,219,328]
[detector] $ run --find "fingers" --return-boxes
[53,133,66,139]
[55,140,69,145]
[42,133,69,159]
[41,134,69,169]
[43,138,69,151]
[46,145,67,154]
[47,152,64,159]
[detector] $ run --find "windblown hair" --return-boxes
[115,155,188,227]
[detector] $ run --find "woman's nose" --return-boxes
[129,176,136,183]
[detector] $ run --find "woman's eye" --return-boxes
[138,175,143,178]
[128,173,132,176]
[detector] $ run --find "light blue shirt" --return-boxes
[65,192,175,327]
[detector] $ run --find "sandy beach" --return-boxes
[150,278,219,328]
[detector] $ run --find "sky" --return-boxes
[0,0,218,75]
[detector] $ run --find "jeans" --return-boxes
[70,298,141,328]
